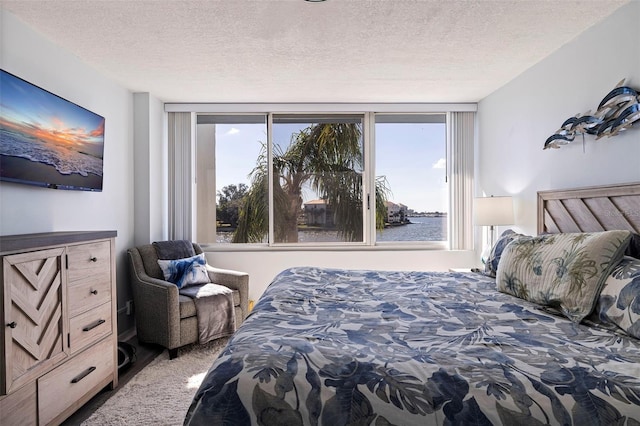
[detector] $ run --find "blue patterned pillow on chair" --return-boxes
[157,253,210,288]
[595,256,640,339]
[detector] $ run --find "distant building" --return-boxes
[305,199,411,226]
[304,199,334,226]
[386,201,408,224]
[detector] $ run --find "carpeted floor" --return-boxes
[80,337,229,426]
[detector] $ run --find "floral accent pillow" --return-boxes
[594,256,640,339]
[157,253,210,288]
[496,230,631,323]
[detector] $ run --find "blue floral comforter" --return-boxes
[184,267,640,425]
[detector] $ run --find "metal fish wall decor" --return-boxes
[544,79,640,150]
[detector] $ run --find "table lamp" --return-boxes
[474,195,514,263]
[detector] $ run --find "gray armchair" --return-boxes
[127,242,248,358]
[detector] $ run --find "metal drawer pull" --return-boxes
[82,319,106,332]
[7,321,17,328]
[71,366,96,383]
[90,289,98,295]
[90,257,98,262]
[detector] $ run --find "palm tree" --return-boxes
[233,122,389,243]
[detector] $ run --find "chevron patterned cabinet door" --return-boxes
[2,247,68,395]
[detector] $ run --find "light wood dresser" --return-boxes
[0,231,117,425]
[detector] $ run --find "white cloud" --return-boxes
[225,127,240,135]
[432,158,446,169]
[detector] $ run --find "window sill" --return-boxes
[200,241,449,252]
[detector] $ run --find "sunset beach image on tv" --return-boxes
[0,69,105,191]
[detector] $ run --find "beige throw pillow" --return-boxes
[496,231,631,323]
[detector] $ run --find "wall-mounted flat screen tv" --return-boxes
[0,69,105,191]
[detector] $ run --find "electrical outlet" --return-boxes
[125,300,133,315]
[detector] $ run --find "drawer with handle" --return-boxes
[66,241,111,284]
[67,275,112,317]
[69,301,112,353]
[38,337,114,426]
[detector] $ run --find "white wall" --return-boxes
[133,92,168,246]
[477,1,640,236]
[0,11,136,334]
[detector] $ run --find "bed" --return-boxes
[184,183,640,425]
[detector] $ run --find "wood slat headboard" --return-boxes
[538,182,640,235]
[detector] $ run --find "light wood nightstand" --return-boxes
[449,268,482,273]
[449,268,472,272]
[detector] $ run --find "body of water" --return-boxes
[216,216,446,243]
[377,216,447,242]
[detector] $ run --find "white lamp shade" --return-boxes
[474,196,514,226]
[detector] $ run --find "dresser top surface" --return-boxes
[0,231,117,253]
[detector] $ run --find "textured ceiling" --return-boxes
[1,0,629,103]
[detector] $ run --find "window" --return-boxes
[178,106,475,249]
[195,115,267,243]
[374,114,448,243]
[271,115,365,244]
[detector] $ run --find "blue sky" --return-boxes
[375,122,447,212]
[214,123,264,191]
[212,121,447,213]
